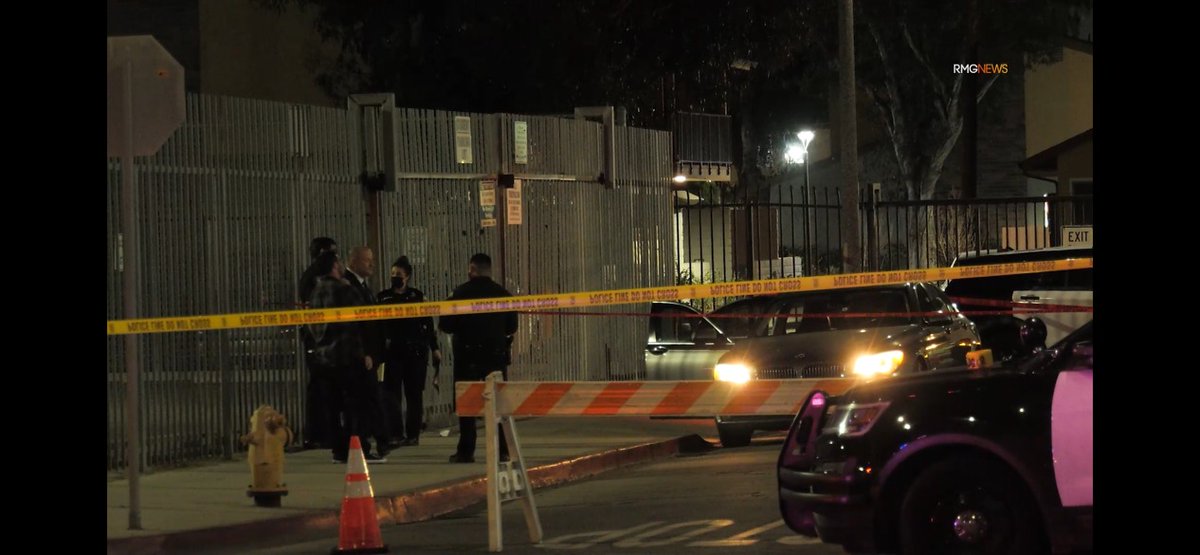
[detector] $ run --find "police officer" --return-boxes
[438,253,518,463]
[378,256,441,447]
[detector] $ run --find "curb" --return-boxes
[107,433,715,554]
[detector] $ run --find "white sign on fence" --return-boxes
[506,179,523,225]
[514,121,529,165]
[455,116,474,164]
[480,179,497,227]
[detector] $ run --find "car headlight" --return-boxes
[852,350,905,378]
[714,363,753,384]
[822,402,890,437]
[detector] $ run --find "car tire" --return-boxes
[898,455,1046,555]
[716,423,753,447]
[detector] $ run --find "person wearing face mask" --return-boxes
[377,256,442,447]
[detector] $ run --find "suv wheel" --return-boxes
[898,455,1045,555]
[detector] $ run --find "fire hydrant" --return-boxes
[240,404,294,507]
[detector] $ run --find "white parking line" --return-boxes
[539,519,822,550]
[777,534,824,545]
[613,520,735,548]
[688,521,785,547]
[538,522,665,550]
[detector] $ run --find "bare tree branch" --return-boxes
[862,83,895,138]
[900,21,948,103]
[977,73,1000,103]
[865,16,906,150]
[921,117,964,199]
[946,72,964,123]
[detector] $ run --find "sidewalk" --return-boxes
[107,417,717,554]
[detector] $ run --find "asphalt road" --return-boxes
[246,436,844,554]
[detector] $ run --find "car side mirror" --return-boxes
[1020,317,1048,354]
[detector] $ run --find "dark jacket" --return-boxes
[377,286,439,361]
[344,270,386,363]
[438,276,518,377]
[298,260,324,306]
[307,276,365,369]
[298,260,325,353]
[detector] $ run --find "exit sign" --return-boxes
[1062,225,1093,247]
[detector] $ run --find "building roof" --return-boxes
[1020,128,1093,175]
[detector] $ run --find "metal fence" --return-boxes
[672,183,1094,311]
[107,95,673,472]
[672,185,845,311]
[107,94,366,472]
[673,112,733,164]
[376,110,673,429]
[870,194,1095,270]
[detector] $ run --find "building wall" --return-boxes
[975,63,1028,198]
[1025,47,1094,158]
[1058,141,1094,195]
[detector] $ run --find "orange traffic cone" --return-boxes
[332,436,389,554]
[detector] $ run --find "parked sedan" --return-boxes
[712,283,980,447]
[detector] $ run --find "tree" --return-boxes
[796,0,1089,201]
[258,0,1085,202]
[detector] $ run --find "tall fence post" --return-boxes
[744,197,754,280]
[220,328,234,460]
[866,182,881,271]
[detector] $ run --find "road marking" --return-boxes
[778,534,824,545]
[539,519,825,550]
[538,522,664,550]
[688,520,784,547]
[613,520,735,548]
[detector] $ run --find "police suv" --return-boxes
[777,318,1093,555]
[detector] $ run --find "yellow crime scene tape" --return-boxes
[106,257,1093,336]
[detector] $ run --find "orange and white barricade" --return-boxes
[456,373,856,552]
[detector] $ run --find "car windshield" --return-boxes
[749,289,914,336]
[709,297,772,338]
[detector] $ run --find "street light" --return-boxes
[797,130,815,194]
[796,130,816,275]
[798,130,815,152]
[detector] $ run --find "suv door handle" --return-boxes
[1020,295,1040,301]
[648,345,669,355]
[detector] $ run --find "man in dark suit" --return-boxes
[338,246,391,461]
